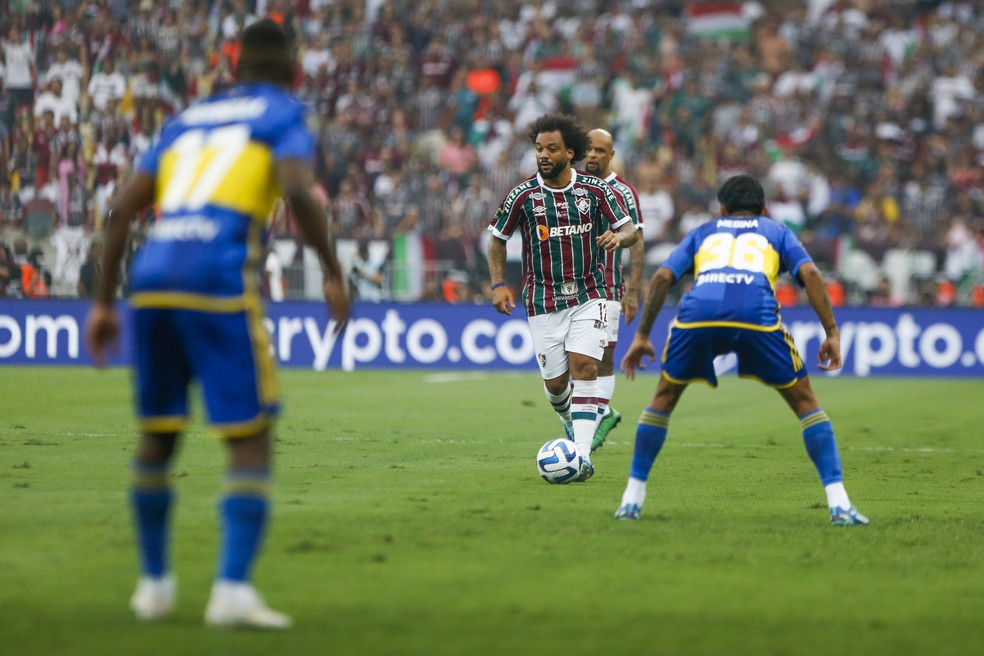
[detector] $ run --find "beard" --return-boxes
[584,161,601,175]
[537,158,567,179]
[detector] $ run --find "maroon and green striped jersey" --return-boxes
[600,172,645,302]
[488,170,631,316]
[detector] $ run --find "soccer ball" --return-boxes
[536,438,584,484]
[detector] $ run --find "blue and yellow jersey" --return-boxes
[129,83,314,311]
[663,216,812,329]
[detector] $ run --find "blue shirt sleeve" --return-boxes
[662,229,698,279]
[779,226,813,283]
[135,119,177,177]
[272,111,315,162]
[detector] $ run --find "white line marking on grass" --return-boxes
[673,443,976,454]
[62,433,125,438]
[854,446,958,453]
[423,372,526,384]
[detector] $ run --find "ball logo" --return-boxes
[537,222,593,240]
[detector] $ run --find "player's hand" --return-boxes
[492,284,513,315]
[596,230,621,251]
[323,277,350,335]
[620,334,656,381]
[622,294,638,325]
[84,303,120,368]
[817,334,842,371]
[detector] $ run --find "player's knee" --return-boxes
[779,377,819,415]
[226,429,273,470]
[137,432,179,465]
[598,349,615,377]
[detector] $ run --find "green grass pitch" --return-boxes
[1,366,982,655]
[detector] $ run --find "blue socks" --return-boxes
[130,464,173,577]
[218,471,270,582]
[629,408,671,481]
[800,409,843,485]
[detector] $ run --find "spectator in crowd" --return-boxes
[349,240,385,303]
[54,140,87,227]
[34,79,77,126]
[635,174,675,243]
[263,244,285,302]
[0,240,20,296]
[21,245,49,298]
[0,177,24,227]
[44,46,86,109]
[3,25,36,116]
[87,58,127,113]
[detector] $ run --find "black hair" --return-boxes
[717,175,766,215]
[237,18,294,87]
[527,113,589,162]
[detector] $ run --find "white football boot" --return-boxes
[130,574,176,621]
[204,580,292,630]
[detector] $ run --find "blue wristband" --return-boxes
[491,282,506,290]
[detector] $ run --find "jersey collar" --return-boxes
[537,169,576,193]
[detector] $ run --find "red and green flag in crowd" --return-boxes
[686,3,750,40]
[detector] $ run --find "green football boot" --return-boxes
[591,407,622,453]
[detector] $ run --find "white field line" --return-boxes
[422,372,526,383]
[43,436,981,454]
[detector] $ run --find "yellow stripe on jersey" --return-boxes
[782,326,804,371]
[672,318,782,331]
[157,139,280,222]
[214,413,273,439]
[139,415,189,434]
[661,370,717,388]
[763,247,781,288]
[130,292,247,312]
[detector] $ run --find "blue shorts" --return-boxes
[661,323,806,388]
[132,307,279,437]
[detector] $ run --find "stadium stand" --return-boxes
[0,0,982,305]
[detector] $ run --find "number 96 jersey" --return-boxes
[129,82,314,309]
[663,216,812,329]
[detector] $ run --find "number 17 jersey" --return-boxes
[130,82,314,310]
[663,216,812,328]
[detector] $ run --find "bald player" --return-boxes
[582,128,645,452]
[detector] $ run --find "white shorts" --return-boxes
[604,300,622,347]
[527,299,608,380]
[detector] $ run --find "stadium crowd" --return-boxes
[0,0,983,306]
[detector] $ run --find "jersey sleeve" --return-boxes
[272,107,315,162]
[779,226,813,284]
[624,185,644,231]
[488,190,525,240]
[662,229,699,279]
[598,181,630,230]
[135,118,177,177]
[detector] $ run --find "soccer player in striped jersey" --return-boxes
[616,175,868,526]
[487,113,640,480]
[84,20,350,628]
[582,128,645,453]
